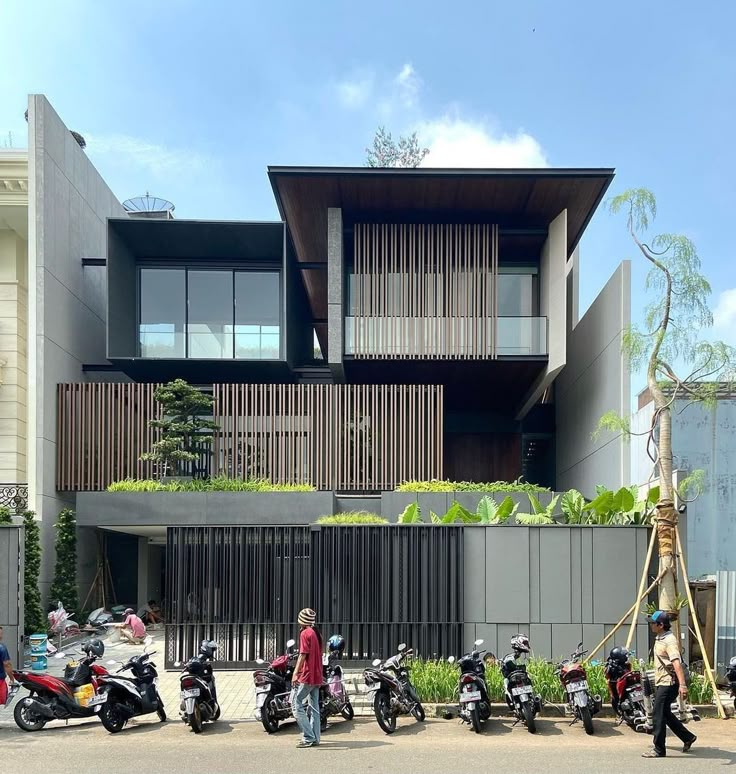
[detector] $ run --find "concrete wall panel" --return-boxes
[539,528,572,623]
[485,528,529,622]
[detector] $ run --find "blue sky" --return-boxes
[3,0,735,398]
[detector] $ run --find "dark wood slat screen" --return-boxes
[213,383,443,490]
[58,383,444,491]
[351,223,499,359]
[57,383,162,491]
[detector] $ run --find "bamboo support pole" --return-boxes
[626,527,658,651]
[587,573,663,663]
[675,527,728,720]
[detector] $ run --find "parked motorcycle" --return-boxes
[253,639,298,733]
[448,639,492,733]
[84,607,114,633]
[11,639,108,731]
[96,641,166,732]
[604,646,648,732]
[319,634,354,723]
[48,601,80,641]
[556,641,601,735]
[178,639,220,733]
[726,656,736,713]
[501,634,542,734]
[364,644,424,735]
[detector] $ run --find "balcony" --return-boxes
[344,316,547,358]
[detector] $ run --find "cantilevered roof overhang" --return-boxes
[268,166,615,322]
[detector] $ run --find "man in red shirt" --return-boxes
[292,608,323,748]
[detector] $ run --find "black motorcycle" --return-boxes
[604,647,648,733]
[253,639,298,733]
[178,639,220,733]
[727,656,736,713]
[501,651,541,733]
[449,639,492,733]
[363,643,425,734]
[97,647,166,733]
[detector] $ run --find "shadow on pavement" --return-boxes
[685,746,736,765]
[314,740,390,750]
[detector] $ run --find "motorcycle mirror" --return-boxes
[398,643,407,652]
[286,639,296,648]
[447,656,455,664]
[372,658,382,667]
[474,639,484,647]
[174,661,182,668]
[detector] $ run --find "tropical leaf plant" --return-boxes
[477,495,518,524]
[397,501,422,524]
[560,489,586,524]
[516,493,560,525]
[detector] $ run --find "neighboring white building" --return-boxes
[632,386,736,577]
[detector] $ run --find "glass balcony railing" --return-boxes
[344,316,547,357]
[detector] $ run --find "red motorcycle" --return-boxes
[11,639,109,731]
[253,638,298,733]
[604,646,648,733]
[556,642,601,735]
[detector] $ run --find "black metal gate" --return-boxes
[165,525,463,668]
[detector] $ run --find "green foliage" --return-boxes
[0,506,12,524]
[107,477,315,492]
[643,595,688,617]
[678,469,706,500]
[516,494,560,525]
[140,379,218,479]
[21,511,45,636]
[396,479,550,493]
[476,495,518,524]
[397,502,422,524]
[687,673,714,704]
[316,512,388,525]
[48,509,78,614]
[365,126,429,168]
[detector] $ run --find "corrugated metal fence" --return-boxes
[716,570,736,673]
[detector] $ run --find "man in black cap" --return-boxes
[642,610,696,758]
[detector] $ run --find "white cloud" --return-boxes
[417,116,548,168]
[394,63,420,109]
[84,133,210,179]
[713,288,736,342]
[336,72,375,109]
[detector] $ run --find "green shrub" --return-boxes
[22,511,45,636]
[0,506,11,524]
[316,512,388,525]
[49,509,78,615]
[396,479,550,493]
[107,477,315,493]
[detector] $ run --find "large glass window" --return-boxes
[498,267,538,316]
[140,268,186,357]
[138,268,280,359]
[188,271,234,359]
[235,272,280,359]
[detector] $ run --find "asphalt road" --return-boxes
[1,716,733,773]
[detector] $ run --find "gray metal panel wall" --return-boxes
[0,525,23,667]
[715,570,736,672]
[106,224,137,359]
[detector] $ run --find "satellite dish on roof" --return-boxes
[123,193,175,214]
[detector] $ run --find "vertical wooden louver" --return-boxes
[351,223,499,359]
[57,383,443,491]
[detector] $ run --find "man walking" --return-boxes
[642,610,697,758]
[292,608,323,749]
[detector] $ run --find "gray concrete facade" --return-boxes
[462,524,652,660]
[27,95,126,600]
[0,524,23,667]
[556,261,631,497]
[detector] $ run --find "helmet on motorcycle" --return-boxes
[729,656,736,668]
[608,646,629,664]
[511,634,531,654]
[199,639,217,659]
[82,638,105,658]
[328,634,345,655]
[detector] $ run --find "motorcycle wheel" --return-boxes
[260,700,280,734]
[100,702,127,734]
[580,704,594,735]
[212,702,221,722]
[522,702,536,734]
[189,702,203,734]
[374,693,396,735]
[13,698,47,732]
[157,702,167,723]
[411,702,425,722]
[470,705,482,734]
[340,701,355,721]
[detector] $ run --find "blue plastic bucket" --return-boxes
[30,654,47,671]
[29,634,48,655]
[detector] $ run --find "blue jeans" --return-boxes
[293,683,321,744]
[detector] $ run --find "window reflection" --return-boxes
[139,268,186,357]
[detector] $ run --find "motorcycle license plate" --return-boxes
[568,680,588,692]
[181,689,200,699]
[511,686,531,697]
[87,694,107,707]
[630,690,644,702]
[460,690,481,703]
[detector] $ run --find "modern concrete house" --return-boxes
[5,95,639,660]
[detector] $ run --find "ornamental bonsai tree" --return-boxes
[141,379,217,480]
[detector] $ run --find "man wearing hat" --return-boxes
[292,608,323,749]
[642,610,696,758]
[115,608,146,644]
